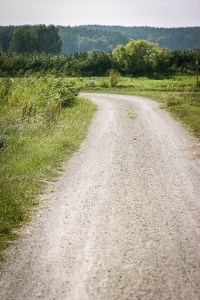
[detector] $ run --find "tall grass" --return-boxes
[0,77,97,256]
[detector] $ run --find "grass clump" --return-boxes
[0,77,97,255]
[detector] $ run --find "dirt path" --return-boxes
[1,93,200,300]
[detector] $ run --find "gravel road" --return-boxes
[1,93,200,300]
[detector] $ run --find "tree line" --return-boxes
[79,25,200,52]
[58,25,200,54]
[0,25,62,54]
[0,39,199,77]
[1,25,200,56]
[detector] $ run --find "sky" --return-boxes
[0,0,200,28]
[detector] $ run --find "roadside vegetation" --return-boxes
[0,77,96,257]
[0,32,199,257]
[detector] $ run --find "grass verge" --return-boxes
[0,77,97,258]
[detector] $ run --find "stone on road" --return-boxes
[1,93,200,300]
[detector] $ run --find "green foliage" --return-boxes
[0,77,97,253]
[58,26,128,55]
[0,78,13,102]
[113,40,200,76]
[75,25,200,52]
[155,48,173,73]
[0,26,15,52]
[9,25,62,54]
[112,39,169,75]
[0,44,199,78]
[81,50,112,76]
[165,88,200,136]
[1,77,78,121]
[108,69,121,87]
[99,77,109,87]
[1,25,200,57]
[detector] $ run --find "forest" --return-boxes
[0,25,62,54]
[0,25,200,55]
[58,25,200,55]
[79,26,200,50]
[0,24,199,77]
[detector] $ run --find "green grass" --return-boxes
[81,75,200,138]
[0,77,97,258]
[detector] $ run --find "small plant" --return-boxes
[108,69,121,87]
[99,78,109,88]
[0,78,13,104]
[85,79,98,88]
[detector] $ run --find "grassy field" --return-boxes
[80,75,200,138]
[0,77,97,258]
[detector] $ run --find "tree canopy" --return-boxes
[58,25,200,54]
[1,25,200,55]
[8,25,62,54]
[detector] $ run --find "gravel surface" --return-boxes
[0,93,200,300]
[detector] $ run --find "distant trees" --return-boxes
[80,51,112,75]
[58,26,128,55]
[112,39,172,75]
[0,34,199,77]
[155,48,173,73]
[1,25,200,56]
[79,25,200,51]
[0,26,15,52]
[58,25,200,54]
[112,39,200,76]
[8,25,62,54]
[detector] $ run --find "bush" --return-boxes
[99,78,109,88]
[108,69,121,87]
[6,77,79,121]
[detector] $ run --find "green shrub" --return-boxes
[108,69,121,87]
[6,77,79,121]
[99,78,109,88]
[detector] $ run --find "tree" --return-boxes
[112,39,159,75]
[112,44,128,74]
[9,26,35,53]
[35,25,62,54]
[155,48,172,73]
[9,25,62,54]
[0,26,15,52]
[83,51,112,75]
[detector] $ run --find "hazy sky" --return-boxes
[0,0,200,28]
